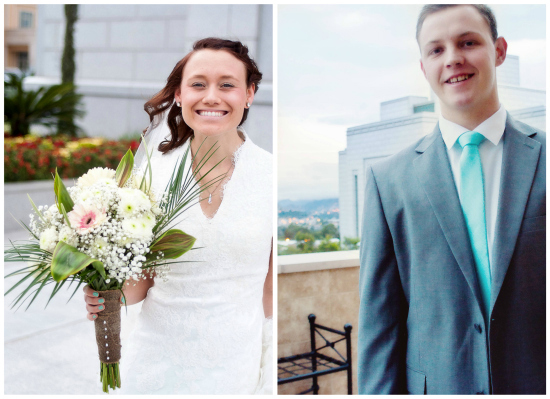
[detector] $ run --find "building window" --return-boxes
[20,11,33,29]
[17,52,29,71]
[413,103,435,113]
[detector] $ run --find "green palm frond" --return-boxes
[5,238,56,310]
[4,72,85,137]
[5,261,55,311]
[153,140,226,236]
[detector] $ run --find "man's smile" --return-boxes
[445,74,474,84]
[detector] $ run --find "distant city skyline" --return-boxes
[278,4,546,201]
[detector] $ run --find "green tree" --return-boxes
[60,4,79,136]
[320,223,339,239]
[343,236,360,250]
[318,236,340,252]
[295,231,315,253]
[4,73,84,137]
[284,223,311,240]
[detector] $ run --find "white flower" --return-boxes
[121,217,154,241]
[116,236,134,246]
[77,190,92,204]
[43,204,60,220]
[58,226,77,247]
[129,171,151,190]
[68,203,108,234]
[141,212,156,228]
[151,204,162,215]
[90,236,109,256]
[118,188,151,217]
[77,168,116,188]
[39,227,58,252]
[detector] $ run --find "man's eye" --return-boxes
[430,48,442,56]
[463,41,476,47]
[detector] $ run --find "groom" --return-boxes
[358,4,545,394]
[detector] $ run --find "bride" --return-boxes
[83,38,273,394]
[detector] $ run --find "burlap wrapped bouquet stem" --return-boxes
[94,290,122,364]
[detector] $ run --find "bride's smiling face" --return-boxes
[175,49,254,138]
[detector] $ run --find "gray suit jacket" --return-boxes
[358,114,545,394]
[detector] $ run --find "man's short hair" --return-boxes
[416,4,498,43]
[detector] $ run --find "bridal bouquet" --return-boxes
[5,141,222,393]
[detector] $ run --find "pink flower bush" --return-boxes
[68,203,107,233]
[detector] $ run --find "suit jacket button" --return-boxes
[474,324,483,333]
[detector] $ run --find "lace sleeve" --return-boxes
[254,317,273,394]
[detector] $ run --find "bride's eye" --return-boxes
[191,82,205,88]
[221,83,234,88]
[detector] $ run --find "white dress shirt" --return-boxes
[439,106,506,270]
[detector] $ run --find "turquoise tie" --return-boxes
[458,131,491,322]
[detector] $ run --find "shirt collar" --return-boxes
[439,105,506,149]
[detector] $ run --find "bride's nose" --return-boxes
[202,87,221,105]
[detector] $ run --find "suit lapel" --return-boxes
[490,115,541,314]
[413,126,484,312]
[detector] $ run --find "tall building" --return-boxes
[4,4,37,72]
[23,5,273,152]
[339,55,546,240]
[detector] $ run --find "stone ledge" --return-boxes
[278,250,360,274]
[24,76,274,104]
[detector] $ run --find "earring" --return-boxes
[177,102,181,107]
[246,102,251,108]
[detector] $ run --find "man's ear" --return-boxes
[420,59,427,79]
[495,37,508,67]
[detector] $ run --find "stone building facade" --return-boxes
[25,5,273,152]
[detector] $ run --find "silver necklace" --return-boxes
[191,144,234,204]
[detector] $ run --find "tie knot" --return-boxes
[458,131,485,148]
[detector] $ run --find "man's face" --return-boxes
[418,6,507,122]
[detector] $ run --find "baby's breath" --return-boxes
[30,170,169,283]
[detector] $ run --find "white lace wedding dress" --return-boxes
[117,130,273,394]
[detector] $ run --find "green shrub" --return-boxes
[4,135,139,182]
[4,72,85,137]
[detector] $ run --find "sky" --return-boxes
[277,4,546,201]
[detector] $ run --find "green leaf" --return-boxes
[4,72,85,137]
[67,277,85,303]
[46,279,66,308]
[115,148,134,187]
[149,229,196,259]
[8,214,39,240]
[91,260,107,279]
[153,140,225,235]
[139,139,154,194]
[51,241,100,282]
[59,203,72,228]
[27,194,46,223]
[54,169,74,213]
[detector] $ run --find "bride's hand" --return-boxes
[83,285,123,321]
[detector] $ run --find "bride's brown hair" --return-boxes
[143,37,262,154]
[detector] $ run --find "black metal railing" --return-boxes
[278,314,353,394]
